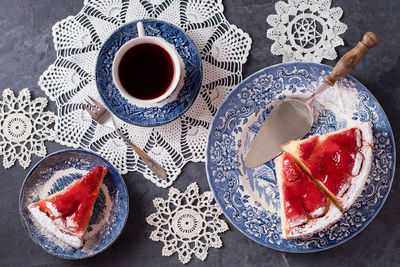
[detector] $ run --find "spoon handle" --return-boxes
[324,32,379,86]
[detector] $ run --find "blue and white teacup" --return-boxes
[112,22,182,106]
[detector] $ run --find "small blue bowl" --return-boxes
[19,149,129,259]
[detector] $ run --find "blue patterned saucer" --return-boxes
[96,19,202,127]
[19,149,129,259]
[206,62,396,252]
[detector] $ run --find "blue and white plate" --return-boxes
[96,19,202,127]
[206,62,396,252]
[19,149,129,259]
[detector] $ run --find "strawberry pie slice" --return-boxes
[275,153,343,239]
[282,122,373,210]
[28,166,108,248]
[275,122,373,239]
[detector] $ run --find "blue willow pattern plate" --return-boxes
[19,149,129,259]
[96,19,202,127]
[206,62,396,252]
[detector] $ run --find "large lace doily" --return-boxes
[0,88,55,169]
[38,0,252,187]
[146,182,228,264]
[266,0,347,63]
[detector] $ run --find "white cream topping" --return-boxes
[351,152,363,176]
[339,122,373,210]
[355,128,362,147]
[336,181,351,198]
[287,215,308,228]
[28,205,82,248]
[45,201,60,217]
[287,203,343,239]
[66,214,78,228]
[309,206,325,218]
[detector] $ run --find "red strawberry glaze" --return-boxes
[299,136,318,160]
[33,166,107,238]
[281,153,327,228]
[298,128,359,196]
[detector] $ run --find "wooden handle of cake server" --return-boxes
[324,32,379,86]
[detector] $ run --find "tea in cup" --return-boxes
[112,22,181,106]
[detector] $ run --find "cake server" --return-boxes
[245,32,378,169]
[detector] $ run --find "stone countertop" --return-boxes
[0,0,399,266]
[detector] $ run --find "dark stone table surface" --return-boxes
[0,0,399,266]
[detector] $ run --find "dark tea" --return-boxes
[118,43,175,100]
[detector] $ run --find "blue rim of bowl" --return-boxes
[206,62,396,253]
[19,149,129,259]
[95,19,203,127]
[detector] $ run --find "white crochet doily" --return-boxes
[267,0,347,63]
[146,182,228,264]
[38,0,252,188]
[0,89,55,169]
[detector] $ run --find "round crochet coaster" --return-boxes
[0,88,55,169]
[267,0,347,63]
[146,182,228,264]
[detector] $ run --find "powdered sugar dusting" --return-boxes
[309,206,325,218]
[313,78,361,124]
[37,168,89,199]
[28,205,82,248]
[30,167,87,201]
[66,214,78,228]
[45,201,60,217]
[340,122,373,210]
[351,152,363,176]
[288,215,308,228]
[287,203,343,239]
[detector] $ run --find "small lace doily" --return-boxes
[146,182,228,264]
[0,88,55,169]
[266,0,347,63]
[38,0,252,188]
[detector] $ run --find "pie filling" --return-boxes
[281,153,327,229]
[279,127,367,233]
[298,128,361,197]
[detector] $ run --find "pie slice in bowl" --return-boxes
[28,166,108,248]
